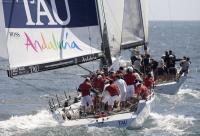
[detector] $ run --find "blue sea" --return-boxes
[0,22,200,136]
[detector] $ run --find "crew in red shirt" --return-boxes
[78,77,94,113]
[92,75,105,92]
[135,82,149,100]
[124,67,136,100]
[144,73,155,89]
[105,80,120,111]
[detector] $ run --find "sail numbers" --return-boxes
[29,65,39,73]
[9,32,20,38]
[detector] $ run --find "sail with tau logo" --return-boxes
[0,0,103,77]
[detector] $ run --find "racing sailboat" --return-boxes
[154,74,187,95]
[0,0,154,128]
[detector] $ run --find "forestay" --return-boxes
[0,0,103,77]
[121,0,148,49]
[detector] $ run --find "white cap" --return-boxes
[128,66,133,72]
[86,77,90,81]
[97,75,102,79]
[135,82,141,87]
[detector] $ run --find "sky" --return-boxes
[149,0,200,21]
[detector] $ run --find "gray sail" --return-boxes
[121,0,147,49]
[98,0,124,57]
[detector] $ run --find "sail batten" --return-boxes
[1,0,103,77]
[121,41,146,50]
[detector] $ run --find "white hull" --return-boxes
[154,74,187,95]
[52,93,155,128]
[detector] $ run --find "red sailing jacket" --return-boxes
[124,73,136,85]
[106,83,119,96]
[144,77,154,89]
[92,77,105,92]
[135,84,149,99]
[79,81,92,97]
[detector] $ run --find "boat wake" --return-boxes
[0,110,59,135]
[142,112,196,135]
[0,110,128,136]
[0,109,197,136]
[178,88,200,99]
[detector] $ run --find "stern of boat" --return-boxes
[129,92,155,129]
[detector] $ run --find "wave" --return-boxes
[0,108,197,136]
[178,88,200,97]
[142,112,196,135]
[0,110,58,133]
[0,110,128,136]
[156,88,200,103]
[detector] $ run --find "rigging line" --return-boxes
[167,0,175,48]
[100,0,106,25]
[77,64,94,74]
[11,77,65,100]
[87,25,95,71]
[0,68,6,71]
[85,2,95,72]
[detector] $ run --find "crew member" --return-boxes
[78,77,94,113]
[144,73,155,90]
[106,80,120,112]
[178,56,190,78]
[124,67,136,100]
[115,74,127,110]
[135,82,149,100]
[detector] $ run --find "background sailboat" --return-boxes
[106,0,187,95]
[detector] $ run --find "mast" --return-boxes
[140,0,149,54]
[101,23,112,67]
[97,0,112,67]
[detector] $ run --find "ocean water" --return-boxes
[0,21,200,136]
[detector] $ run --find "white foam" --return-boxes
[0,110,59,130]
[178,88,200,99]
[146,112,196,134]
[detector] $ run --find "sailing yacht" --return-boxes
[115,0,187,95]
[0,0,155,128]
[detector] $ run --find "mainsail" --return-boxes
[0,0,103,77]
[121,0,148,49]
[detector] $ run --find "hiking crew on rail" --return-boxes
[78,66,154,114]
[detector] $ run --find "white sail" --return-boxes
[0,0,8,59]
[121,0,148,49]
[141,0,149,43]
[0,0,103,77]
[98,0,124,57]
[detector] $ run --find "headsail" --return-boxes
[0,0,103,77]
[121,0,148,49]
[98,0,124,62]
